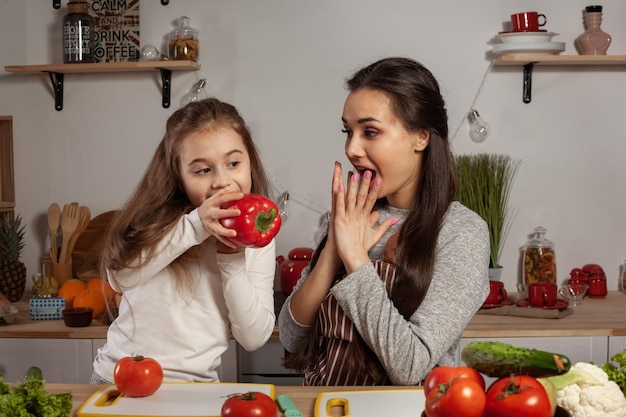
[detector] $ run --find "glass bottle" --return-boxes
[621,259,626,294]
[522,226,557,285]
[168,16,199,61]
[63,0,95,63]
[575,5,611,55]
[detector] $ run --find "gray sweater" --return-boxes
[278,202,490,385]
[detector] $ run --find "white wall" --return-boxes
[1,0,625,294]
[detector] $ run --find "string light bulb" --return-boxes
[181,78,207,106]
[467,109,490,143]
[277,191,290,223]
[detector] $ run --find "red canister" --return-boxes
[587,267,608,298]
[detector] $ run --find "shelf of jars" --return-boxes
[492,55,626,103]
[3,61,200,111]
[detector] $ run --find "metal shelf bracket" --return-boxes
[53,0,61,9]
[48,72,64,111]
[160,68,172,108]
[161,0,169,4]
[522,62,536,104]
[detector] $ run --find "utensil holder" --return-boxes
[51,260,73,286]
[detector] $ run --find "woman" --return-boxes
[278,57,490,386]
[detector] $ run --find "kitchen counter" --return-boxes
[48,384,402,417]
[2,292,625,339]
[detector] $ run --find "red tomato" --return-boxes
[423,366,486,396]
[114,355,163,397]
[425,377,486,417]
[219,193,282,248]
[221,392,277,417]
[485,375,552,417]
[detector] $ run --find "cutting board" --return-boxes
[76,382,275,417]
[315,389,425,417]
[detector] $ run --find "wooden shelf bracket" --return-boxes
[48,72,64,111]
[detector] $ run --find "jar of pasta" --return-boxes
[522,226,557,285]
[168,16,199,61]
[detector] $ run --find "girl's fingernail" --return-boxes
[364,170,372,179]
[375,178,381,186]
[391,218,400,225]
[339,184,344,192]
[353,173,359,182]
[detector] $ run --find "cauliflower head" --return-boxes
[555,362,626,417]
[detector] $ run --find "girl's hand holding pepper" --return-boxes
[197,190,244,251]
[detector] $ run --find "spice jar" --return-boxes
[168,16,199,61]
[522,226,557,285]
[587,267,607,298]
[62,0,95,63]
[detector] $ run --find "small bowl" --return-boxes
[62,307,94,327]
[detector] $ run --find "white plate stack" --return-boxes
[492,31,565,56]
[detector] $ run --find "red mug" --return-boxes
[528,282,557,307]
[511,12,547,32]
[484,280,507,305]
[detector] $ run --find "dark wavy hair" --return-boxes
[285,57,456,384]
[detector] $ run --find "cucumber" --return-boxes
[461,341,571,378]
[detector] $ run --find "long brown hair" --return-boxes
[285,57,456,383]
[100,98,270,291]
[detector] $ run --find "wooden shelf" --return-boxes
[4,60,199,74]
[3,61,200,110]
[492,54,626,103]
[493,54,626,66]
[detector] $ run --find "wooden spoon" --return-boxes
[64,206,91,264]
[58,204,80,265]
[47,203,61,262]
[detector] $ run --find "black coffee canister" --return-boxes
[63,0,95,63]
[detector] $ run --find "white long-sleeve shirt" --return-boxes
[92,209,276,382]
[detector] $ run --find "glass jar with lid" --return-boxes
[168,16,199,61]
[522,226,557,285]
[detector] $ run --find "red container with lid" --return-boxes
[587,267,608,298]
[277,247,314,295]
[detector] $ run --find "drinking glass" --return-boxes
[558,282,588,306]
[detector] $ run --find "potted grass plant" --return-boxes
[453,153,521,280]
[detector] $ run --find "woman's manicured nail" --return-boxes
[375,178,381,186]
[391,218,400,225]
[364,170,372,179]
[353,173,359,182]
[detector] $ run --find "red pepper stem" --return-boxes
[255,208,277,233]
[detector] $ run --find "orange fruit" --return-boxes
[58,279,86,309]
[73,289,106,318]
[85,277,116,303]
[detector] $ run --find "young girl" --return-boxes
[92,98,276,383]
[278,57,490,386]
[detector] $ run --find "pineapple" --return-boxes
[0,214,27,302]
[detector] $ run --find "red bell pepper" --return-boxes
[219,193,282,248]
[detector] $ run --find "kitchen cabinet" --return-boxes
[3,61,200,111]
[493,54,626,103]
[3,293,625,384]
[0,338,95,383]
[237,339,303,386]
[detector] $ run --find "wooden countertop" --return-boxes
[48,384,401,417]
[2,292,625,339]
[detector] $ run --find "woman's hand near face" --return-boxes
[333,162,396,273]
[197,190,244,252]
